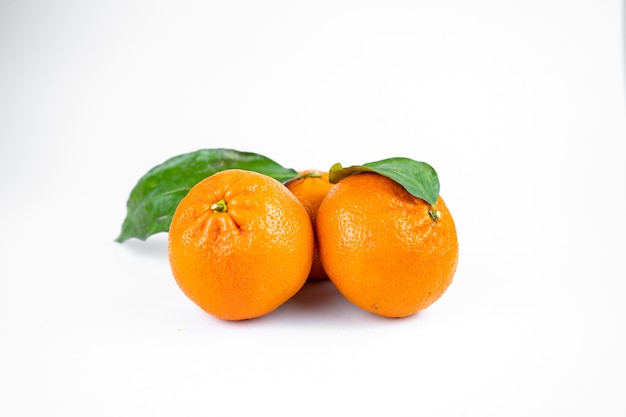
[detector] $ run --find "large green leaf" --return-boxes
[115,148,298,242]
[329,157,440,205]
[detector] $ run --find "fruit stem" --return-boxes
[300,170,323,179]
[428,208,441,222]
[211,199,228,213]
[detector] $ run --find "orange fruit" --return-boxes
[316,172,458,318]
[168,169,314,320]
[285,170,334,280]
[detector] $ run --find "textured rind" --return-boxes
[317,173,458,318]
[168,169,314,320]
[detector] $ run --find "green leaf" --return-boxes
[115,148,298,242]
[329,157,440,205]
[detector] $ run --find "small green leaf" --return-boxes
[329,157,440,205]
[116,148,298,242]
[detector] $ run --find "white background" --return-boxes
[1,1,625,415]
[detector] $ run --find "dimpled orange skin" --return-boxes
[168,169,314,321]
[285,171,334,280]
[317,173,459,318]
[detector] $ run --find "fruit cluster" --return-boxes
[117,149,459,321]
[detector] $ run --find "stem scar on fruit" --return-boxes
[211,199,228,213]
[429,208,441,222]
[298,170,323,179]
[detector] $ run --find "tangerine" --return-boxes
[285,170,334,280]
[168,169,314,320]
[316,172,458,318]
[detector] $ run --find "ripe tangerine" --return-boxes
[168,169,314,320]
[316,172,458,318]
